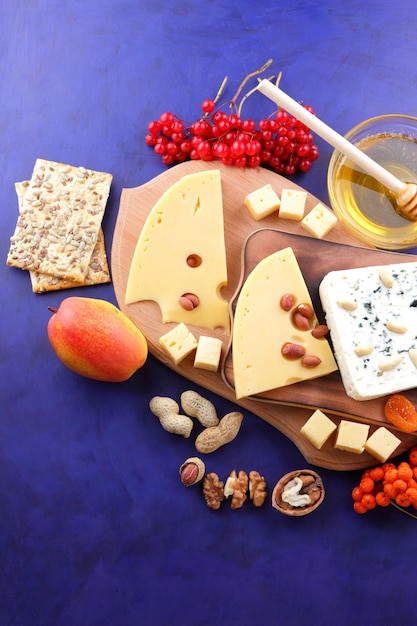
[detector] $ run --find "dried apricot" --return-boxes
[384,394,417,433]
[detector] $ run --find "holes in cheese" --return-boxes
[186,254,202,268]
[159,323,197,365]
[232,247,338,399]
[125,170,230,333]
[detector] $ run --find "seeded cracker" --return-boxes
[7,159,112,283]
[14,181,111,293]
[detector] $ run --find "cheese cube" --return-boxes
[278,189,307,221]
[159,323,197,364]
[301,202,338,238]
[244,184,280,221]
[300,409,337,449]
[194,336,222,371]
[365,427,402,463]
[334,420,370,454]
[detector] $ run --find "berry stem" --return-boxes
[237,74,274,117]
[230,59,273,108]
[390,501,417,520]
[214,75,228,104]
[275,71,283,88]
[237,70,283,118]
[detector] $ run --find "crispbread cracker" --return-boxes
[14,180,111,293]
[7,158,112,282]
[29,228,110,293]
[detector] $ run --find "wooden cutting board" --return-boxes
[111,160,417,470]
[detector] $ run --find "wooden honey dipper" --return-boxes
[257,79,417,221]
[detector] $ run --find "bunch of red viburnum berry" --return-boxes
[145,61,319,176]
[352,446,417,517]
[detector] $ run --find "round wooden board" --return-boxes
[111,161,417,470]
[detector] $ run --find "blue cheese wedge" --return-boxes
[319,261,417,401]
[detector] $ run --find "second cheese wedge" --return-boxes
[232,247,338,399]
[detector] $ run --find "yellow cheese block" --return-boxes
[159,323,197,365]
[301,202,338,239]
[300,409,337,449]
[194,336,222,371]
[232,247,338,399]
[125,170,230,333]
[278,189,307,221]
[364,427,401,462]
[244,184,280,220]
[334,420,370,454]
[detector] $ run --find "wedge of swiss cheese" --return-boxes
[232,247,338,399]
[125,169,230,333]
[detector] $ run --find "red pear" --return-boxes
[47,297,148,382]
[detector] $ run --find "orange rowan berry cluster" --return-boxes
[352,446,417,515]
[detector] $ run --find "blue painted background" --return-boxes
[1,2,417,625]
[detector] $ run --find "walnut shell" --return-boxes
[271,469,325,516]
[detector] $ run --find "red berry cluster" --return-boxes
[351,446,417,518]
[145,98,319,176]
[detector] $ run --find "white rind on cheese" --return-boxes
[232,247,338,399]
[125,170,230,333]
[319,261,417,401]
